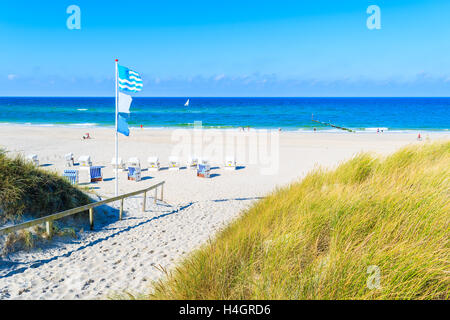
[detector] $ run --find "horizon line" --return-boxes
[1,96,450,99]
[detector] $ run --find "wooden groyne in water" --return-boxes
[311,115,354,132]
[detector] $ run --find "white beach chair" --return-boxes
[187,156,198,170]
[224,156,236,170]
[111,157,125,171]
[147,156,160,171]
[198,158,209,167]
[26,154,39,167]
[168,156,180,171]
[78,155,92,167]
[127,157,141,169]
[65,153,74,167]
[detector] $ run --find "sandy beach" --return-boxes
[0,124,448,299]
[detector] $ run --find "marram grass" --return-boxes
[0,149,90,223]
[0,150,91,254]
[148,141,449,300]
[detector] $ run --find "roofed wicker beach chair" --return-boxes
[65,153,74,167]
[187,156,198,169]
[90,166,103,182]
[78,155,92,167]
[127,166,142,181]
[198,158,209,167]
[197,163,211,178]
[111,157,125,171]
[26,154,39,167]
[148,156,160,171]
[127,157,141,169]
[63,169,78,185]
[225,156,236,170]
[168,156,180,171]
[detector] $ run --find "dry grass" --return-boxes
[0,149,91,254]
[148,141,450,300]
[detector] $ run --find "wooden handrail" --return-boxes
[0,181,165,236]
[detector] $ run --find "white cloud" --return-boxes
[214,74,225,81]
[7,74,17,80]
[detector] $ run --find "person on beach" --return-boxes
[82,132,91,139]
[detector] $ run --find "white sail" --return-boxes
[184,99,190,107]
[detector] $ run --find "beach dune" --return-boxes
[0,124,448,299]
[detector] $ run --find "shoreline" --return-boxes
[0,122,448,133]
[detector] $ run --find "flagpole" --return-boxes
[115,59,119,197]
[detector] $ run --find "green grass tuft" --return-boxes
[0,150,91,255]
[0,150,91,223]
[148,141,450,300]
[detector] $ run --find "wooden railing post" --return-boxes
[46,221,53,237]
[119,198,124,220]
[89,208,94,230]
[154,187,157,204]
[160,183,164,201]
[142,191,147,212]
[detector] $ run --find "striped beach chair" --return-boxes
[197,163,211,178]
[90,166,103,182]
[127,166,142,181]
[63,169,78,185]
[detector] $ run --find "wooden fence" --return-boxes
[0,181,165,237]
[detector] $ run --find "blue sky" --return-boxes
[1,0,450,96]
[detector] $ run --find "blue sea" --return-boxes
[0,97,449,131]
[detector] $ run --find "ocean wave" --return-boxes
[69,123,99,127]
[364,127,389,132]
[0,121,447,133]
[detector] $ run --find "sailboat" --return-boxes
[184,99,190,107]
